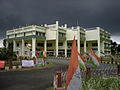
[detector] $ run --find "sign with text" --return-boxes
[22,60,34,67]
[0,61,5,69]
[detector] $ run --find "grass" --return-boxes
[46,75,120,90]
[0,62,54,72]
[46,87,54,90]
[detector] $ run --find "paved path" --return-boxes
[0,64,68,90]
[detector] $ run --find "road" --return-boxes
[0,63,68,90]
[0,58,118,90]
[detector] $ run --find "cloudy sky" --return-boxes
[0,0,120,47]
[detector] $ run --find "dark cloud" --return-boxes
[0,0,120,39]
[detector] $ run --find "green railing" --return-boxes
[104,46,111,49]
[58,36,66,40]
[5,35,46,41]
[100,36,111,42]
[80,36,86,41]
[100,36,106,41]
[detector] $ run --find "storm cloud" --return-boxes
[0,0,120,39]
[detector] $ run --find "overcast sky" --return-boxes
[0,0,120,46]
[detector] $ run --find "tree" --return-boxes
[117,44,120,54]
[0,48,17,61]
[111,41,118,55]
[3,39,6,47]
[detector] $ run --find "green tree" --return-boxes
[0,48,17,61]
[117,44,120,54]
[111,41,118,55]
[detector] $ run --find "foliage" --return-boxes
[38,54,46,58]
[0,48,17,61]
[19,56,33,60]
[111,41,120,55]
[111,41,117,55]
[12,61,22,66]
[46,76,120,90]
[82,76,120,90]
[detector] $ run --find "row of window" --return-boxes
[36,32,45,36]
[100,34,110,39]
[16,42,98,47]
[80,32,85,36]
[7,32,45,39]
[59,32,66,37]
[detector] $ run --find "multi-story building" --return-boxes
[5,21,111,57]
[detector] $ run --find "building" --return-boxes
[5,21,111,57]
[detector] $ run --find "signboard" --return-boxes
[22,60,34,67]
[36,59,44,67]
[0,61,5,69]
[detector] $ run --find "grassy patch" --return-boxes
[46,75,120,90]
[46,87,54,90]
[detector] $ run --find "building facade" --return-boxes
[5,21,111,57]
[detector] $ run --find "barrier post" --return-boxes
[118,65,120,75]
[54,72,65,90]
[86,67,91,76]
[9,60,12,69]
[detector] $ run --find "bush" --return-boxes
[0,48,17,61]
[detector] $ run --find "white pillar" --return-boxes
[64,24,67,29]
[32,38,36,57]
[22,39,24,56]
[56,21,59,57]
[44,40,47,52]
[13,40,16,52]
[6,41,8,48]
[56,39,58,57]
[102,41,104,53]
[84,41,86,52]
[98,40,100,57]
[54,49,56,56]
[77,26,80,53]
[65,40,67,57]
[97,27,101,57]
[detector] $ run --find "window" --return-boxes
[38,32,45,36]
[86,43,88,47]
[43,33,45,36]
[36,32,39,35]
[80,44,84,47]
[47,43,52,47]
[24,33,26,36]
[15,34,17,37]
[92,43,98,47]
[58,42,63,46]
[7,35,9,38]
[37,43,44,47]
[17,43,19,47]
[59,32,65,37]
[67,43,72,46]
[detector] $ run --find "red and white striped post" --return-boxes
[9,60,12,69]
[86,67,91,76]
[56,72,62,88]
[54,72,65,90]
[118,65,120,76]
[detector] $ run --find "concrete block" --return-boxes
[13,66,16,69]
[18,65,22,69]
[5,67,9,70]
